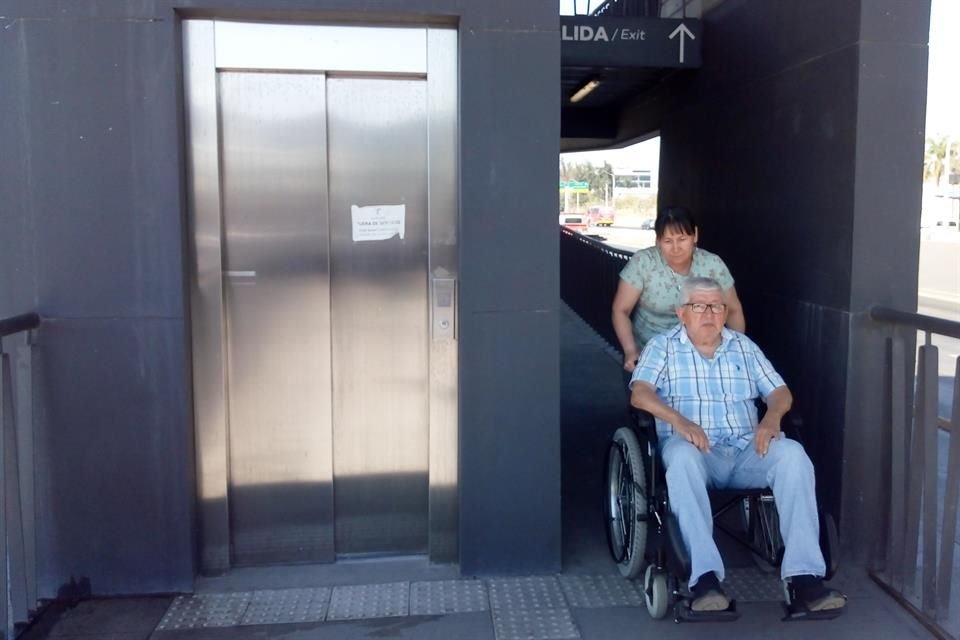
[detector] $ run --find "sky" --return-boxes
[926,0,959,138]
[561,0,958,169]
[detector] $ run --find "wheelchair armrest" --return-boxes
[757,399,805,443]
[781,410,805,443]
[629,407,659,448]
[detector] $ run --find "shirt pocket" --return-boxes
[721,352,752,400]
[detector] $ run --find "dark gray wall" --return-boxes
[1,1,196,594]
[654,0,929,563]
[0,0,560,594]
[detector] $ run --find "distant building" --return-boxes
[612,168,656,196]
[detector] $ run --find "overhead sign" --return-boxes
[560,17,702,68]
[560,180,590,193]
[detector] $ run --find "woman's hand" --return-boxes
[724,285,746,333]
[622,350,639,372]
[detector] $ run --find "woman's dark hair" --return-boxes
[654,205,697,238]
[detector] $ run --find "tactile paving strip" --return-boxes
[559,575,643,608]
[724,568,784,602]
[492,607,580,640]
[410,580,489,615]
[488,577,579,640]
[155,592,251,630]
[326,582,409,620]
[488,577,568,611]
[240,587,331,625]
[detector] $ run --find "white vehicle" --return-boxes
[921,194,959,229]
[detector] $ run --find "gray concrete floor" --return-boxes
[17,306,938,640]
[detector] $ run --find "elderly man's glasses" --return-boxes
[683,302,727,314]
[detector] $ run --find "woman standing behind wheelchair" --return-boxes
[611,206,745,372]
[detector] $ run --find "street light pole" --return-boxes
[603,168,616,208]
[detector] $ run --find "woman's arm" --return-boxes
[724,285,746,333]
[611,279,643,371]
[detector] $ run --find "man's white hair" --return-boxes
[680,276,723,303]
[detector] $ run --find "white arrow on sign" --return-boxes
[669,23,695,64]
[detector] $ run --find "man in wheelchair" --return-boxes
[629,276,846,616]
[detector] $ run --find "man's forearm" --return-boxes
[763,386,793,420]
[631,384,690,428]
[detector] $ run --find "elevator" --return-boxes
[182,20,458,571]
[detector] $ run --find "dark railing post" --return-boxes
[902,346,926,597]
[0,340,7,640]
[918,341,939,617]
[0,312,40,640]
[887,336,907,590]
[939,357,960,616]
[2,345,29,632]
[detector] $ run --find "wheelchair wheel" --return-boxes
[643,564,670,619]
[744,495,783,573]
[605,427,647,579]
[820,510,840,580]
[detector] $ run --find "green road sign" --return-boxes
[560,180,590,193]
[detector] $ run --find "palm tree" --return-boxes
[924,136,947,186]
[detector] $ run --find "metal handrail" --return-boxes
[869,305,960,340]
[559,227,632,352]
[867,302,959,638]
[0,313,40,338]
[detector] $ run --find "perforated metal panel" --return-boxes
[240,588,331,625]
[410,580,489,615]
[326,582,410,620]
[492,607,580,640]
[488,577,580,640]
[156,593,251,630]
[724,568,785,602]
[559,575,643,608]
[488,577,567,610]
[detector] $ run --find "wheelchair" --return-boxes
[604,408,841,622]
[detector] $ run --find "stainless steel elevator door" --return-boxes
[185,21,458,571]
[328,77,429,556]
[220,72,335,565]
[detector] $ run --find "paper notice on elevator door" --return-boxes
[351,204,406,242]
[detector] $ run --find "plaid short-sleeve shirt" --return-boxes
[630,324,786,449]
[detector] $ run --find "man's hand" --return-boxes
[623,350,640,372]
[631,381,709,451]
[755,387,791,456]
[754,416,781,457]
[675,418,710,452]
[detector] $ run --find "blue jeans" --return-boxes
[659,435,827,589]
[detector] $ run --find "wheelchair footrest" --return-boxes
[674,599,740,623]
[781,601,845,621]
